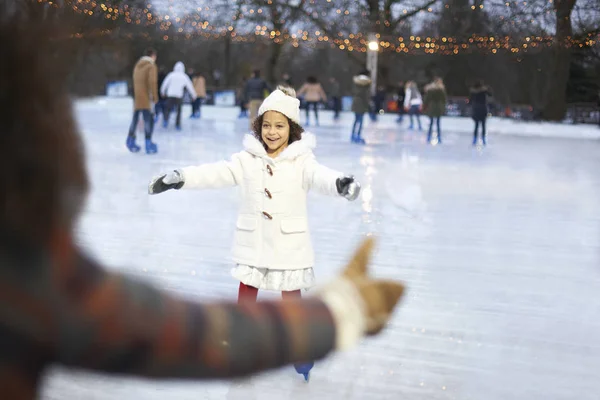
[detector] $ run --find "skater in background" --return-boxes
[396,80,406,123]
[423,77,447,144]
[154,65,167,123]
[404,81,423,131]
[370,85,386,122]
[190,71,206,119]
[0,21,406,398]
[596,90,600,128]
[160,61,197,131]
[126,48,159,154]
[329,76,341,121]
[237,77,248,118]
[351,70,371,144]
[281,72,293,87]
[148,86,363,381]
[470,79,492,146]
[297,76,327,126]
[244,69,271,128]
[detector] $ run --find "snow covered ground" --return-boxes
[41,98,600,400]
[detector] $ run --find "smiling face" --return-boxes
[260,111,290,157]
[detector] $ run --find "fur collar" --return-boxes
[353,75,371,86]
[470,86,489,94]
[243,132,316,161]
[425,81,445,92]
[139,56,155,64]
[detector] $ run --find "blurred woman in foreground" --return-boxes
[0,20,405,399]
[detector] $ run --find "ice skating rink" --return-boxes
[42,99,600,400]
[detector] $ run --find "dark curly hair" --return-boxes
[251,114,304,150]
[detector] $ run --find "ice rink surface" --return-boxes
[41,101,600,400]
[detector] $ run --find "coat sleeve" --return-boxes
[403,89,410,109]
[302,152,342,197]
[185,76,198,100]
[423,90,430,110]
[160,73,171,97]
[149,64,158,105]
[44,240,336,379]
[319,84,327,102]
[179,152,244,189]
[297,84,307,97]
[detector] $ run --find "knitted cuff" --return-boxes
[314,277,367,351]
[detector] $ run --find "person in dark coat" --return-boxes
[596,90,600,128]
[237,77,248,118]
[0,20,406,398]
[370,86,386,122]
[244,69,272,128]
[396,81,405,123]
[470,80,492,146]
[423,77,447,144]
[155,66,167,123]
[329,76,341,120]
[281,73,293,87]
[351,70,372,144]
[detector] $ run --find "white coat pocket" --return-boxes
[235,215,257,247]
[280,217,308,249]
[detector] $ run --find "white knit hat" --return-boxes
[257,89,301,124]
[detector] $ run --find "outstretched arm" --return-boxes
[297,84,308,97]
[44,242,337,379]
[148,153,244,194]
[1,230,403,384]
[149,64,159,105]
[185,76,197,100]
[302,153,361,201]
[302,153,341,196]
[160,73,171,98]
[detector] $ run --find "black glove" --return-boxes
[148,170,184,194]
[336,175,361,201]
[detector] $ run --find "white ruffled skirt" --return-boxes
[231,264,316,291]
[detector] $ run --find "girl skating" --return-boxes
[148,86,361,381]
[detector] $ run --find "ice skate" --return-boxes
[145,138,158,154]
[126,136,140,153]
[294,361,314,382]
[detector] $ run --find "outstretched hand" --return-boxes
[148,170,184,194]
[336,175,361,201]
[341,237,406,334]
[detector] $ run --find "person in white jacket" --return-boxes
[147,85,361,381]
[160,61,197,130]
[403,81,423,131]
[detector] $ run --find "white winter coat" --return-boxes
[404,87,423,108]
[160,61,197,99]
[180,133,342,270]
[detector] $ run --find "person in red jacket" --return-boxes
[0,19,406,399]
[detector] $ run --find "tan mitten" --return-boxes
[315,237,406,350]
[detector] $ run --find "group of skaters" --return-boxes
[236,70,493,147]
[237,70,342,126]
[126,49,208,153]
[394,78,492,146]
[126,48,493,154]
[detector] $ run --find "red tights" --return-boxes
[237,282,301,304]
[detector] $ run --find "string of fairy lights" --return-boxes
[44,0,599,54]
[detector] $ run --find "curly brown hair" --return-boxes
[251,113,305,150]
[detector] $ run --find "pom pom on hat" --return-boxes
[258,89,301,124]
